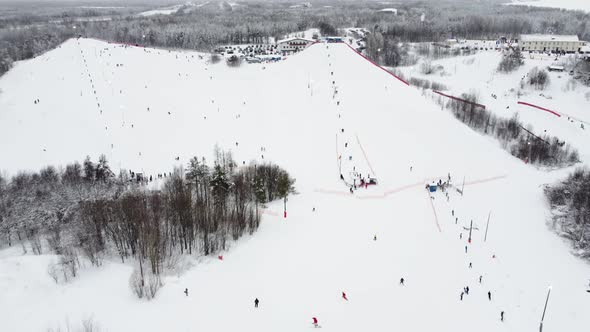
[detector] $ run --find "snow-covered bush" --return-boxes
[527,67,549,90]
[46,248,81,284]
[130,264,162,300]
[420,60,434,75]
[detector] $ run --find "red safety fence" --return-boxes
[517,101,561,117]
[342,43,409,86]
[433,90,486,110]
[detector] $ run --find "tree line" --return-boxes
[3,0,590,76]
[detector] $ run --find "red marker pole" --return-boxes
[284,197,287,219]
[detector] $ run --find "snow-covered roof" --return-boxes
[520,34,579,42]
[379,8,397,13]
[277,37,315,44]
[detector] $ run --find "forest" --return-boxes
[0,149,295,298]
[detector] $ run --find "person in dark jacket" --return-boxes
[254,298,259,308]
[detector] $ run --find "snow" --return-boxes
[138,6,182,17]
[508,0,590,12]
[379,8,398,14]
[1,38,590,331]
[137,2,202,17]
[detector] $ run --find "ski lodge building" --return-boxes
[277,37,315,54]
[519,34,585,53]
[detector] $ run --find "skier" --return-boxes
[374,235,377,241]
[488,291,492,301]
[469,262,472,269]
[456,217,458,224]
[452,209,454,216]
[460,233,463,240]
[342,292,348,301]
[465,286,470,294]
[254,298,259,308]
[410,166,413,172]
[479,275,482,283]
[500,311,504,322]
[465,245,468,253]
[400,277,405,285]
[184,288,188,296]
[460,292,464,301]
[349,186,354,194]
[312,317,319,328]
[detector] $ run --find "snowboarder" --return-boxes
[488,291,492,301]
[254,298,259,308]
[500,311,504,321]
[184,288,188,296]
[342,292,348,301]
[400,278,405,285]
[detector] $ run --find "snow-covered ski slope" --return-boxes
[1,39,589,331]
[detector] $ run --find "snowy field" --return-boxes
[508,0,590,12]
[1,39,590,331]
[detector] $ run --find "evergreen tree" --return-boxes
[95,154,113,182]
[83,156,95,182]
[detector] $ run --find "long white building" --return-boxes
[277,37,315,54]
[519,34,585,53]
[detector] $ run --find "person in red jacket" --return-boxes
[342,292,348,301]
[312,317,319,328]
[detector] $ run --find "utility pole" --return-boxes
[484,211,491,242]
[540,286,552,332]
[468,219,473,244]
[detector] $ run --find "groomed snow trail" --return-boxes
[0,39,589,332]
